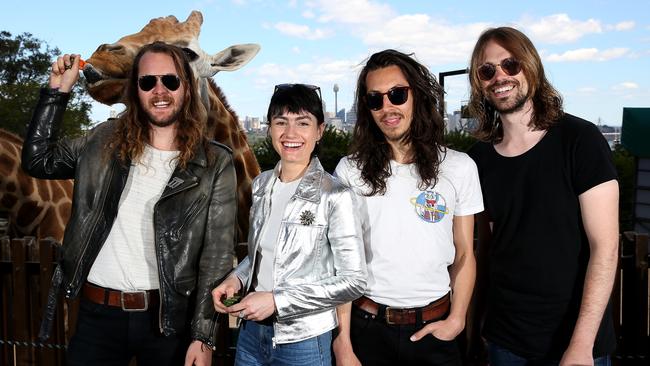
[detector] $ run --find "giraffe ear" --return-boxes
[208,44,260,73]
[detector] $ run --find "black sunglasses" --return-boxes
[274,83,322,100]
[365,86,410,111]
[138,74,182,92]
[477,57,522,81]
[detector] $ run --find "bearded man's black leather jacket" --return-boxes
[22,88,237,347]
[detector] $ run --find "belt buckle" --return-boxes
[385,307,396,325]
[121,290,148,312]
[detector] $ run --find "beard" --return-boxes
[142,97,182,128]
[487,81,528,115]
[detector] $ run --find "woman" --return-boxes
[212,84,366,366]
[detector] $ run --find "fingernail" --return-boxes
[410,336,416,341]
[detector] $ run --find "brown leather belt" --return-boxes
[82,283,159,312]
[353,293,450,325]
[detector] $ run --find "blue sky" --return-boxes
[2,0,648,126]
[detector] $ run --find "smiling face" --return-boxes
[366,65,414,145]
[480,40,531,115]
[137,51,186,128]
[269,110,324,169]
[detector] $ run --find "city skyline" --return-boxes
[2,0,648,126]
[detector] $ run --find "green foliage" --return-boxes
[252,125,352,174]
[444,129,477,152]
[0,31,92,138]
[612,144,635,232]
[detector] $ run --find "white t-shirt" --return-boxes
[334,149,483,307]
[254,177,301,292]
[87,145,179,291]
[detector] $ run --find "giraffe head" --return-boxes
[83,10,260,106]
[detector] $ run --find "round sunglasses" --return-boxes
[365,86,410,111]
[138,74,181,92]
[477,57,522,81]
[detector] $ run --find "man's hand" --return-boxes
[227,291,276,321]
[184,340,212,366]
[560,342,595,366]
[49,54,80,92]
[409,316,464,342]
[332,334,361,366]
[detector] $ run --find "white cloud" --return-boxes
[545,47,629,62]
[274,22,333,40]
[612,21,635,31]
[292,46,301,54]
[612,82,639,91]
[302,10,315,19]
[315,0,395,25]
[519,13,602,43]
[252,58,361,90]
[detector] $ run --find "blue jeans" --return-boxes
[488,342,611,366]
[235,320,332,366]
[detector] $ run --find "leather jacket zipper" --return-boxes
[67,160,116,296]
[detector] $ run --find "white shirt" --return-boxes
[335,149,483,307]
[87,145,179,291]
[254,177,301,292]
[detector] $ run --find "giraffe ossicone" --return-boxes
[82,10,261,242]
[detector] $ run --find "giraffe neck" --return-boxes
[0,129,72,242]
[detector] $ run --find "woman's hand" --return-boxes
[211,275,242,313]
[227,291,276,321]
[49,54,81,92]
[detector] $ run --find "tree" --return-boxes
[0,31,92,138]
[252,125,352,174]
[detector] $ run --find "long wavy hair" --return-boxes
[106,41,208,168]
[350,49,445,196]
[468,27,563,142]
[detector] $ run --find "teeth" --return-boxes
[283,142,302,148]
[154,101,170,107]
[494,85,514,94]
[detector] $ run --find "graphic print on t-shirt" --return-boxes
[410,190,448,223]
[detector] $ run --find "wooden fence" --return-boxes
[1,227,648,365]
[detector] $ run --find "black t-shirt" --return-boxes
[468,114,617,360]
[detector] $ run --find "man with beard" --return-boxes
[332,49,483,365]
[466,27,618,365]
[22,42,237,366]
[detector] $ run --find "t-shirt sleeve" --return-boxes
[572,122,618,195]
[454,153,484,216]
[334,157,352,187]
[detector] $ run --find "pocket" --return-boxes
[174,276,196,296]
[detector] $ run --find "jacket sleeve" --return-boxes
[21,88,85,180]
[273,187,367,320]
[190,149,238,346]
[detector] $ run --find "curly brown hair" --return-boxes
[350,49,446,196]
[468,27,563,143]
[106,42,208,168]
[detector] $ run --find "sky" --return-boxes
[1,0,649,126]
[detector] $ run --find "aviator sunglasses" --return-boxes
[365,86,410,111]
[477,57,522,81]
[138,74,182,92]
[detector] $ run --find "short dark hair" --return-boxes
[266,84,324,125]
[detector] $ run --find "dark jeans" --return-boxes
[66,298,189,366]
[350,305,461,366]
[488,342,612,366]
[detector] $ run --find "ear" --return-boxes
[317,123,325,139]
[208,44,261,73]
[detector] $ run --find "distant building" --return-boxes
[336,108,346,124]
[346,104,357,126]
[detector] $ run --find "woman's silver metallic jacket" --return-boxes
[233,158,366,344]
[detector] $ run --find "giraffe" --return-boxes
[81,10,261,242]
[0,129,72,243]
